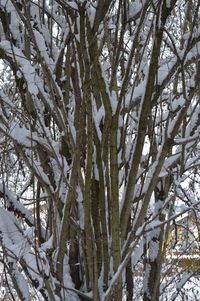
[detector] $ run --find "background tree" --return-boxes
[0,0,199,300]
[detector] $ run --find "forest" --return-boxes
[0,0,199,300]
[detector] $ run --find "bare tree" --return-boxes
[0,0,199,300]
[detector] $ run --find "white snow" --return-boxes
[87,5,96,28]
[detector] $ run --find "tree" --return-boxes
[0,0,199,300]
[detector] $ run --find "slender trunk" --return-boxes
[126,215,133,300]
